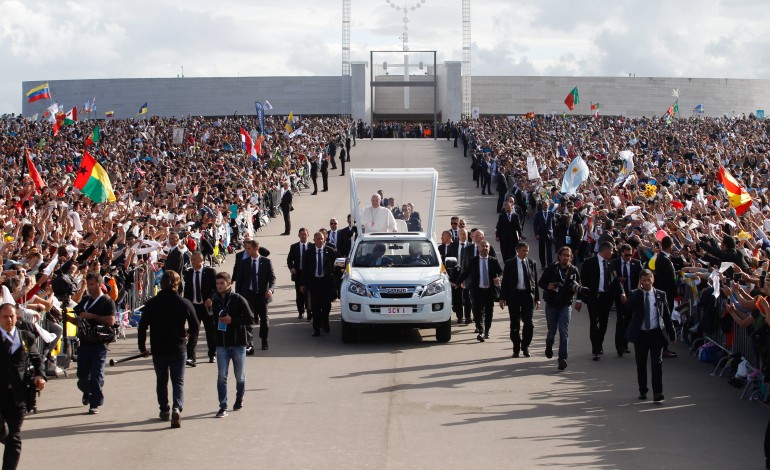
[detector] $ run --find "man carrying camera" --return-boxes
[538,246,581,371]
[74,272,116,415]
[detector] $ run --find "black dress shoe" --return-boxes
[592,354,600,361]
[464,318,472,325]
[312,330,321,337]
[638,393,647,400]
[557,358,567,370]
[261,340,268,351]
[311,192,317,195]
[522,349,530,358]
[512,351,519,358]
[476,334,485,342]
[281,232,290,236]
[483,334,489,339]
[624,347,631,354]
[186,359,197,367]
[245,346,255,356]
[298,313,304,319]
[617,349,624,357]
[653,394,665,402]
[82,393,89,406]
[322,189,328,192]
[456,318,464,324]
[323,326,331,333]
[233,398,243,411]
[545,345,553,359]
[599,349,604,355]
[209,356,215,363]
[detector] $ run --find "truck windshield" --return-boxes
[352,239,439,268]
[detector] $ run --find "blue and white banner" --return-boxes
[254,101,265,135]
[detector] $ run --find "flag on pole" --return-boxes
[263,100,273,110]
[254,102,265,134]
[564,87,579,111]
[26,83,51,103]
[90,97,96,113]
[560,156,589,195]
[85,126,100,146]
[694,104,705,114]
[673,100,679,114]
[137,103,148,115]
[62,107,77,125]
[718,166,752,215]
[105,111,115,118]
[285,112,294,132]
[591,102,600,118]
[84,99,91,113]
[26,153,46,192]
[240,128,255,156]
[74,151,116,203]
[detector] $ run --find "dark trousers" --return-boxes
[330,156,337,169]
[452,285,471,320]
[311,176,318,193]
[345,146,351,160]
[587,293,613,354]
[0,394,24,470]
[537,237,553,268]
[472,287,495,335]
[634,329,665,396]
[293,274,308,315]
[481,176,491,194]
[615,302,632,353]
[496,191,506,213]
[188,303,215,361]
[499,240,516,263]
[309,277,333,332]
[76,342,108,407]
[282,208,291,234]
[152,350,186,412]
[245,291,269,341]
[322,172,329,191]
[340,158,345,175]
[509,292,534,352]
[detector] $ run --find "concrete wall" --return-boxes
[372,74,436,116]
[22,76,346,119]
[443,62,463,122]
[470,76,770,118]
[351,62,369,123]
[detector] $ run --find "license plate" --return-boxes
[383,307,411,314]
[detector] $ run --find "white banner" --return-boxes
[527,156,540,180]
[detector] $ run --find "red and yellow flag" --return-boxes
[718,166,752,214]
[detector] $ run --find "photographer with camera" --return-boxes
[0,287,45,470]
[74,272,116,415]
[538,246,582,371]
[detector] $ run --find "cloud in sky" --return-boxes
[2,0,768,114]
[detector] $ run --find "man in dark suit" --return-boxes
[327,139,337,170]
[449,216,460,242]
[345,135,351,161]
[163,231,189,289]
[495,202,522,262]
[0,293,46,469]
[310,155,319,195]
[533,200,554,268]
[451,229,472,324]
[459,240,503,342]
[336,214,356,257]
[653,236,679,359]
[339,148,346,175]
[576,241,626,361]
[500,242,540,358]
[279,181,293,236]
[234,239,275,350]
[479,155,492,195]
[625,269,676,402]
[437,231,457,263]
[286,228,311,319]
[301,232,336,337]
[612,244,642,357]
[320,156,329,192]
[183,251,217,364]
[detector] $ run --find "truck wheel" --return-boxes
[436,319,452,343]
[341,319,356,343]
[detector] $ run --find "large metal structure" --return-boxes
[341,0,352,116]
[462,0,471,119]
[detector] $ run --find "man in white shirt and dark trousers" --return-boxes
[183,252,217,364]
[625,269,676,402]
[500,242,540,358]
[286,228,311,319]
[301,232,336,337]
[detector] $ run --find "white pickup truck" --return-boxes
[337,169,454,343]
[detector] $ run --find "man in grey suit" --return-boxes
[625,269,676,402]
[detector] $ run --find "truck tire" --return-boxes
[435,319,452,343]
[341,318,356,343]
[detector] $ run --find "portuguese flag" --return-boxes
[718,166,752,215]
[85,126,100,146]
[564,86,579,111]
[74,151,116,203]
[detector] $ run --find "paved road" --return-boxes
[23,139,768,469]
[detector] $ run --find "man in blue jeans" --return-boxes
[138,270,198,428]
[538,246,581,371]
[211,272,254,418]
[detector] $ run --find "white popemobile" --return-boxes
[336,169,454,343]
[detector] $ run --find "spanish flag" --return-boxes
[74,151,116,203]
[718,166,752,215]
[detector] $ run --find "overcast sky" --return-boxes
[2,0,769,114]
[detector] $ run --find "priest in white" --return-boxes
[360,194,397,233]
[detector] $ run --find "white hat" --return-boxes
[1,286,16,307]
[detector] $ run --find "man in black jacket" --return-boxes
[211,272,254,418]
[500,242,540,358]
[138,271,198,428]
[495,202,522,262]
[652,236,679,359]
[533,201,554,268]
[279,181,293,236]
[336,214,356,258]
[612,244,642,357]
[286,228,311,319]
[301,231,337,337]
[310,156,319,195]
[183,252,217,364]
[234,240,275,350]
[163,232,189,286]
[321,156,329,192]
[459,240,503,342]
[0,289,45,469]
[625,269,676,402]
[538,246,581,371]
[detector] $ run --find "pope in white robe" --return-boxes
[359,194,397,233]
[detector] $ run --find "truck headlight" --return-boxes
[422,279,445,297]
[348,280,368,297]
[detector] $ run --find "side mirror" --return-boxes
[444,256,458,270]
[334,257,347,269]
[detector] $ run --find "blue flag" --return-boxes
[254,101,265,135]
[560,156,590,195]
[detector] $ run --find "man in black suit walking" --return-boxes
[625,269,676,402]
[339,148,346,176]
[495,202,522,262]
[183,252,217,364]
[500,242,540,358]
[301,232,336,337]
[612,244,642,357]
[286,228,311,319]
[653,236,679,359]
[163,231,189,288]
[345,135,351,161]
[576,241,626,361]
[320,156,329,192]
[451,229,472,324]
[533,201,554,268]
[310,155,319,195]
[0,292,46,469]
[459,240,503,342]
[234,239,275,350]
[279,181,293,236]
[327,139,337,170]
[336,214,356,258]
